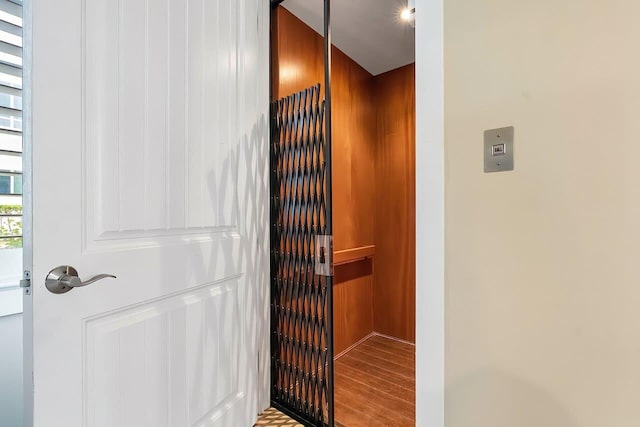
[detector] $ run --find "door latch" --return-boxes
[20,270,31,295]
[314,235,333,277]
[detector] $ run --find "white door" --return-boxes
[27,0,270,426]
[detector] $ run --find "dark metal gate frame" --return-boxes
[269,0,335,425]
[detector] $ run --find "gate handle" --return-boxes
[45,265,116,294]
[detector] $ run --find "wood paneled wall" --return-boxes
[373,65,416,343]
[273,7,376,355]
[272,7,376,249]
[271,7,324,101]
[272,7,415,351]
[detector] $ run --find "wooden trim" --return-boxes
[334,331,415,361]
[334,332,376,360]
[372,332,416,347]
[333,245,375,266]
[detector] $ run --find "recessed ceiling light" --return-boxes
[401,7,415,23]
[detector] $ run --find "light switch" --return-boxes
[484,126,514,173]
[491,143,506,156]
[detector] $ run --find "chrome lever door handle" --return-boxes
[45,266,117,294]
[60,273,117,288]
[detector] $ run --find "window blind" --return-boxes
[0,0,22,259]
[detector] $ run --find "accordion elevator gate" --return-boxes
[269,1,335,426]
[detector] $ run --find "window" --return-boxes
[0,0,23,316]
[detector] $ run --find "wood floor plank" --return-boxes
[347,345,415,376]
[358,340,415,362]
[335,382,413,426]
[255,408,304,426]
[338,353,415,390]
[335,371,414,414]
[335,396,394,427]
[367,335,416,357]
[334,335,415,426]
[341,352,413,382]
[335,363,414,403]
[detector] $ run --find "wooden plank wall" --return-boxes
[272,7,415,353]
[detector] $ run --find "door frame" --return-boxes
[22,0,33,424]
[267,1,445,425]
[228,0,448,425]
[415,0,445,426]
[20,0,445,425]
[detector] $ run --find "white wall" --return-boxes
[445,0,640,426]
[0,249,22,285]
[0,313,23,427]
[0,249,23,317]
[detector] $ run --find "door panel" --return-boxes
[29,0,269,425]
[86,277,242,427]
[84,0,238,246]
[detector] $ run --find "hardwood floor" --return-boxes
[335,334,415,426]
[256,335,415,427]
[255,407,304,427]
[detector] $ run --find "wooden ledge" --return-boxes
[334,245,375,266]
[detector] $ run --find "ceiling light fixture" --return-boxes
[401,0,415,27]
[401,8,414,22]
